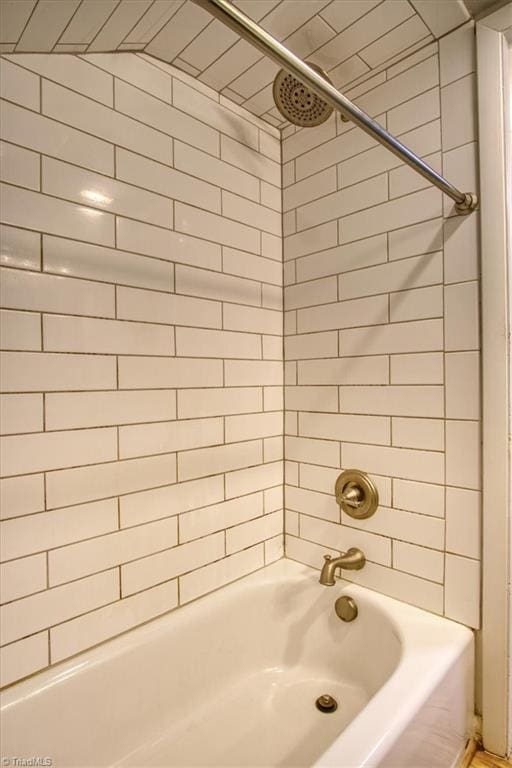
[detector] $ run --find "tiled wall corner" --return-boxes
[0,52,283,687]
[283,21,481,629]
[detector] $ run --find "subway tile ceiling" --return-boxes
[0,0,471,127]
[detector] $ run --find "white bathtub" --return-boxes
[1,559,474,768]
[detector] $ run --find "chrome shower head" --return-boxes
[272,62,334,127]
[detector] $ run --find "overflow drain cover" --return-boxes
[315,694,338,713]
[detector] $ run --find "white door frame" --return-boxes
[477,2,511,756]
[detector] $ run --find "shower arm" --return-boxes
[191,0,478,215]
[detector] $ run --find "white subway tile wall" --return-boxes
[283,24,481,628]
[0,22,483,687]
[0,52,283,687]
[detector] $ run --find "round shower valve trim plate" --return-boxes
[335,469,379,520]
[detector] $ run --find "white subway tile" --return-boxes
[446,420,480,490]
[299,356,389,385]
[46,453,176,509]
[43,80,172,165]
[49,517,178,587]
[178,387,261,419]
[283,167,337,212]
[263,335,282,360]
[298,295,388,334]
[444,554,480,628]
[261,232,282,261]
[285,277,337,311]
[0,58,40,111]
[115,77,218,157]
[441,74,476,151]
[0,351,116,392]
[116,217,221,271]
[446,486,480,559]
[9,53,113,104]
[1,267,115,318]
[180,493,263,543]
[445,282,479,351]
[0,224,40,271]
[340,252,442,301]
[0,393,42,435]
[50,579,178,663]
[179,440,262,482]
[0,308,41,351]
[284,221,338,261]
[340,188,442,243]
[393,478,444,517]
[0,140,39,190]
[0,632,48,688]
[174,140,259,202]
[119,356,223,389]
[43,315,173,356]
[444,215,478,285]
[116,147,220,213]
[46,390,174,432]
[222,190,281,236]
[221,135,280,186]
[286,534,338,570]
[1,183,114,246]
[388,218,443,261]
[176,265,260,307]
[225,460,282,499]
[82,53,172,102]
[175,202,260,255]
[225,412,282,443]
[445,352,480,419]
[390,352,443,384]
[390,285,443,322]
[226,510,281,554]
[223,304,281,336]
[296,234,387,282]
[392,417,444,451]
[0,474,44,520]
[265,485,282,513]
[298,175,388,232]
[0,569,119,645]
[0,100,114,175]
[122,532,224,596]
[1,499,118,561]
[225,360,282,386]
[285,385,338,412]
[223,248,282,286]
[387,88,439,135]
[342,443,444,483]
[300,412,390,446]
[285,332,337,360]
[285,436,339,467]
[180,544,263,604]
[442,142,478,218]
[343,503,443,549]
[119,417,223,459]
[0,554,46,603]
[285,485,338,523]
[43,235,172,292]
[176,327,261,359]
[340,385,443,417]
[1,426,117,477]
[393,540,443,583]
[340,319,443,356]
[43,157,173,229]
[439,22,475,86]
[264,387,284,412]
[117,285,221,329]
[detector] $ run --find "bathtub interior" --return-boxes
[1,561,404,767]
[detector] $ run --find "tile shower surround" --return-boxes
[283,22,481,632]
[0,51,284,688]
[0,21,481,688]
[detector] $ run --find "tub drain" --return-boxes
[315,694,338,713]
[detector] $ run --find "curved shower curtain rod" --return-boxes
[192,0,478,215]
